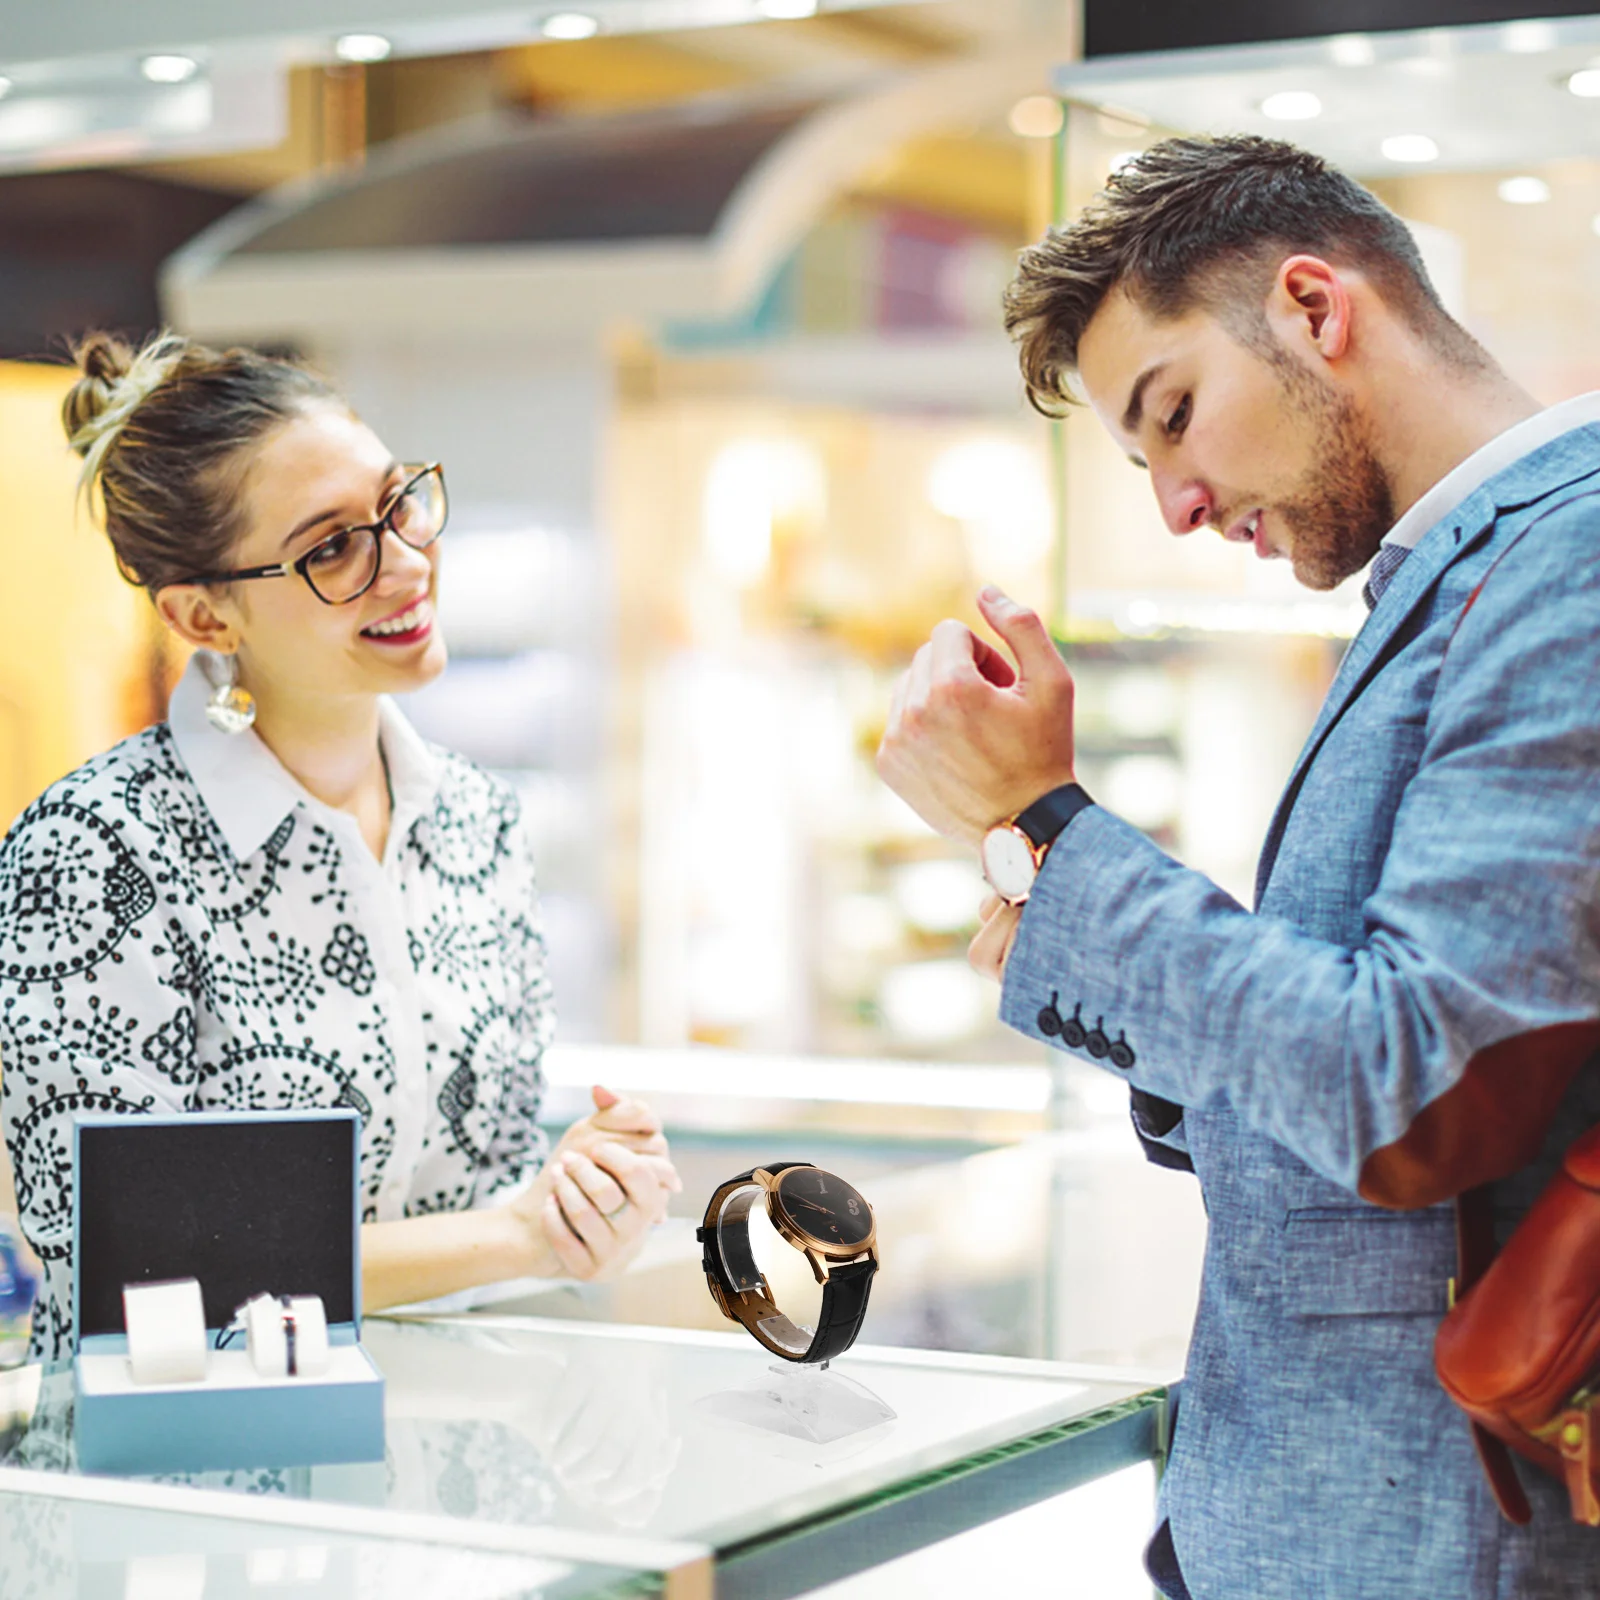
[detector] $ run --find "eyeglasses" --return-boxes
[185,463,448,605]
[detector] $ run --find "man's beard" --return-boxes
[1269,359,1395,593]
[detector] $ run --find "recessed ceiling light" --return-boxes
[540,11,600,37]
[1329,34,1375,67]
[140,54,198,84]
[1260,90,1322,121]
[1397,56,1450,80]
[334,33,391,63]
[756,0,819,16]
[1503,20,1556,53]
[1381,134,1439,164]
[1567,68,1600,98]
[1498,175,1551,205]
[1008,95,1064,140]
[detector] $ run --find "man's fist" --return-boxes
[877,587,1078,847]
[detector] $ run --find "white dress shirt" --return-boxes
[1382,391,1600,551]
[0,651,553,1359]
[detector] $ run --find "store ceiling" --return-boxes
[0,0,1036,175]
[0,0,946,69]
[1056,15,1600,177]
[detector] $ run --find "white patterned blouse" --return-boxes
[0,651,554,1360]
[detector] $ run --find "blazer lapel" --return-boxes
[1252,423,1600,904]
[1253,496,1495,902]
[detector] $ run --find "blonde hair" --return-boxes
[62,330,340,595]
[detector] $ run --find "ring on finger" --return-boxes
[602,1200,629,1221]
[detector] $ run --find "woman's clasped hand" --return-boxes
[518,1085,682,1281]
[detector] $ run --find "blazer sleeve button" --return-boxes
[1109,1033,1136,1070]
[1085,1017,1111,1059]
[1037,992,1064,1037]
[1061,1005,1087,1049]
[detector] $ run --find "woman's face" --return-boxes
[221,402,449,706]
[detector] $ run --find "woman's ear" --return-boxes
[154,584,240,656]
[1269,254,1354,364]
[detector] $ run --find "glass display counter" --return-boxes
[1,1315,1164,1599]
[0,1469,687,1600]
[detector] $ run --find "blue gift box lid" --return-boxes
[72,1109,363,1351]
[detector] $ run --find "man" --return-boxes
[878,135,1600,1598]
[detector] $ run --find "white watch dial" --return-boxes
[981,825,1038,902]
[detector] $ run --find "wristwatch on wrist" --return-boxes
[980,782,1095,906]
[697,1163,878,1364]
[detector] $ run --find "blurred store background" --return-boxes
[7,4,1600,1586]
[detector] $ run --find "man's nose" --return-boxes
[1153,473,1213,538]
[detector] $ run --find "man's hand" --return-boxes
[877,587,1077,847]
[969,892,1023,983]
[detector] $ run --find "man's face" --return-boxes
[1076,286,1393,591]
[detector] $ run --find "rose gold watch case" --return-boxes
[701,1166,878,1356]
[981,820,1046,907]
[762,1166,879,1285]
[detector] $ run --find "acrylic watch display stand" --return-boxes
[697,1359,896,1445]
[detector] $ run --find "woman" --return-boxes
[0,332,678,1360]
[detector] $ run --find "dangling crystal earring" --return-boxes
[204,651,256,735]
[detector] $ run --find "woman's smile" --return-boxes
[360,593,434,645]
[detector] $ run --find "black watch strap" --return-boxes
[1014,782,1095,850]
[698,1164,875,1363]
[725,1162,806,1185]
[806,1257,876,1364]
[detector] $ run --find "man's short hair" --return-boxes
[1003,134,1476,417]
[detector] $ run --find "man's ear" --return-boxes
[1269,254,1353,363]
[154,584,240,656]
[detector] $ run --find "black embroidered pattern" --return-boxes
[321,923,376,995]
[0,720,554,1361]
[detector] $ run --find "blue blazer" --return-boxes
[1002,426,1600,1598]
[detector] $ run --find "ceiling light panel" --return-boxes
[1057,15,1600,178]
[1498,175,1551,203]
[139,54,198,83]
[1260,89,1321,120]
[539,12,602,38]
[1328,34,1376,67]
[1381,133,1440,163]
[334,33,391,62]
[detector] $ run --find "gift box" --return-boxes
[72,1110,385,1475]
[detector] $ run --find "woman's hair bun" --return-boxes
[62,332,136,452]
[62,330,188,493]
[77,331,134,387]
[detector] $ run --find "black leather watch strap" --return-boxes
[697,1164,876,1363]
[726,1162,806,1185]
[806,1257,876,1364]
[1015,783,1095,850]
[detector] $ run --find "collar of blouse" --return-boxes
[167,649,443,865]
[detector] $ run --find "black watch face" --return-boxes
[774,1167,873,1248]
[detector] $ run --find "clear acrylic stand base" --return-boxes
[695,1359,897,1444]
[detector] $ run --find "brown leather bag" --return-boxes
[1434,1121,1600,1526]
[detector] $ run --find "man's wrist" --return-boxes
[980,783,1094,906]
[1013,781,1095,849]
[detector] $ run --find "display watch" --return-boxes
[697,1163,878,1364]
[980,782,1095,906]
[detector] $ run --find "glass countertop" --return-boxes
[0,1476,654,1600]
[2,1314,1157,1556]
